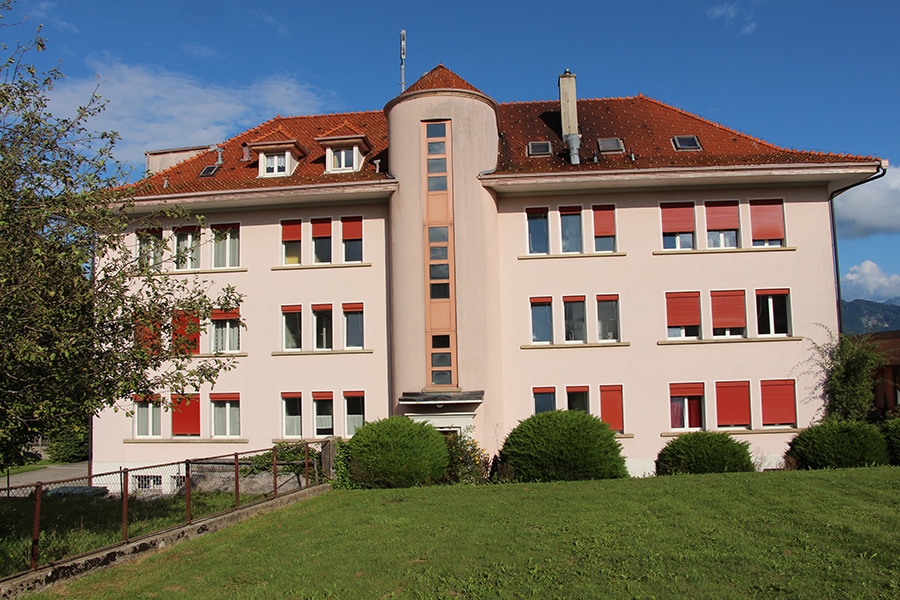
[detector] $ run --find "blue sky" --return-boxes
[8,0,900,302]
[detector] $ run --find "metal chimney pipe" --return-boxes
[558,70,580,165]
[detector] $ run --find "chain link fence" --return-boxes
[0,440,333,580]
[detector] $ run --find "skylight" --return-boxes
[199,165,221,177]
[527,141,552,157]
[672,135,702,151]
[598,138,625,153]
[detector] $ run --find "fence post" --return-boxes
[233,453,240,509]
[305,443,310,489]
[185,460,192,524]
[31,482,42,571]
[121,468,129,542]
[272,445,278,498]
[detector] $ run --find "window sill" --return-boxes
[192,352,248,358]
[272,262,372,271]
[164,267,249,275]
[614,433,634,439]
[661,427,800,438]
[520,342,630,349]
[271,349,374,356]
[657,337,801,346]
[652,247,796,256]
[518,252,626,260]
[124,438,250,443]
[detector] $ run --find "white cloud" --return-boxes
[707,2,758,34]
[740,22,757,35]
[835,167,900,238]
[48,60,327,175]
[21,0,79,33]
[841,260,900,301]
[182,44,219,60]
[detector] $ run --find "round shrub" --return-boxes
[46,427,89,463]
[785,420,889,470]
[655,431,754,476]
[498,410,628,482]
[347,416,449,488]
[879,418,900,466]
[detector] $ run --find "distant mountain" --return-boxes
[841,299,900,334]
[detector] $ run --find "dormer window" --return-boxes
[328,147,358,172]
[316,132,372,175]
[265,153,287,175]
[247,139,307,178]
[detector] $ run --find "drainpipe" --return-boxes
[828,162,888,333]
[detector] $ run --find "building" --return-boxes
[92,65,885,476]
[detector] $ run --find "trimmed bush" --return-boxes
[46,427,89,463]
[785,420,889,470]
[347,417,449,488]
[441,427,490,485]
[655,431,754,476]
[498,410,628,482]
[880,418,900,466]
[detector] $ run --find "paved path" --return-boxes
[3,462,90,488]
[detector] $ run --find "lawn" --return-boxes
[33,467,900,599]
[3,460,53,478]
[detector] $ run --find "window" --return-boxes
[761,379,796,426]
[567,386,589,412]
[711,290,745,337]
[526,208,549,254]
[134,475,163,490]
[133,395,160,437]
[282,393,302,437]
[172,394,200,436]
[750,200,785,247]
[533,387,555,414]
[264,152,287,175]
[313,392,334,436]
[342,216,363,262]
[282,220,302,265]
[670,383,704,429]
[426,123,448,191]
[560,206,583,253]
[345,392,364,436]
[428,226,451,299]
[666,292,701,339]
[343,303,364,349]
[173,226,199,270]
[137,228,163,269]
[599,385,624,433]
[527,141,552,156]
[705,201,739,249]
[172,311,200,355]
[716,381,750,428]
[134,314,162,355]
[672,135,702,151]
[592,205,616,252]
[564,296,586,343]
[282,305,302,350]
[312,218,332,263]
[598,138,625,153]
[211,309,240,353]
[211,223,240,268]
[313,304,333,350]
[331,147,355,171]
[431,335,453,386]
[530,297,552,343]
[756,290,790,336]
[211,393,240,438]
[661,203,695,250]
[596,295,619,342]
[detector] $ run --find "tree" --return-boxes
[0,5,241,468]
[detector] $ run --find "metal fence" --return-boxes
[0,440,333,580]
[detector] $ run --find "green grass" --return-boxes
[31,467,900,599]
[3,460,53,477]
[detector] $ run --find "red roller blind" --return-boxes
[705,201,739,230]
[661,203,695,233]
[312,391,333,401]
[666,292,700,327]
[761,379,796,426]
[711,290,746,329]
[209,392,240,401]
[281,304,302,313]
[526,207,548,215]
[211,308,240,320]
[530,296,552,304]
[596,294,619,302]
[756,288,789,296]
[559,205,582,215]
[716,381,750,427]
[280,391,302,399]
[563,295,585,303]
[566,385,589,393]
[311,303,332,312]
[599,385,624,432]
[172,311,200,354]
[670,382,704,397]
[311,218,331,237]
[131,393,161,402]
[533,386,555,394]
[750,200,785,240]
[171,394,200,435]
[343,390,365,398]
[592,205,616,236]
[342,303,363,312]
[281,220,302,242]
[341,216,362,240]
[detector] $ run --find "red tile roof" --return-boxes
[400,64,483,96]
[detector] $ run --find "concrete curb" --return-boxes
[0,483,331,599]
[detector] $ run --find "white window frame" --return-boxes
[314,308,333,350]
[707,229,738,249]
[344,309,364,349]
[667,325,700,340]
[527,210,549,254]
[757,293,791,336]
[314,399,334,436]
[753,239,784,248]
[212,225,240,268]
[597,299,620,342]
[663,232,694,250]
[260,151,288,177]
[564,299,587,344]
[530,301,553,344]
[283,311,302,351]
[325,146,359,173]
[134,401,161,437]
[212,400,240,438]
[345,395,365,437]
[670,396,704,430]
[212,319,241,353]
[283,396,302,438]
[137,231,164,269]
[173,229,200,270]
[712,327,745,338]
[560,211,583,254]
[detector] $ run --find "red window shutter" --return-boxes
[661,203,695,233]
[666,292,701,327]
[134,318,162,354]
[132,393,161,402]
[211,308,240,320]
[312,391,333,401]
[599,385,624,432]
[670,382,704,397]
[711,290,746,329]
[596,294,619,302]
[750,200,784,240]
[342,303,363,312]
[172,311,200,354]
[592,205,616,236]
[311,218,331,238]
[281,304,302,313]
[211,223,239,232]
[209,392,240,401]
[341,216,362,240]
[530,296,552,304]
[705,201,739,230]
[566,385,589,393]
[280,391,302,399]
[281,220,302,242]
[171,394,200,435]
[526,207,548,215]
[532,386,555,394]
[756,288,790,297]
[716,381,750,427]
[563,295,585,303]
[761,379,796,426]
[311,303,332,312]
[343,390,365,398]
[559,206,582,215]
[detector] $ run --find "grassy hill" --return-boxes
[841,298,900,333]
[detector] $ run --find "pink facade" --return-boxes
[93,66,884,476]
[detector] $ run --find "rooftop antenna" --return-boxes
[400,30,407,92]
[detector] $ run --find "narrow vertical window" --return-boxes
[133,394,161,437]
[756,290,790,336]
[137,228,163,269]
[661,203,695,250]
[527,208,549,254]
[282,305,302,350]
[341,216,363,262]
[705,201,739,249]
[212,223,240,268]
[716,381,751,428]
[211,393,240,437]
[172,311,200,355]
[750,200,785,247]
[211,308,241,353]
[592,205,616,252]
[533,387,555,414]
[343,303,364,349]
[670,383,704,429]
[345,392,365,436]
[563,296,586,343]
[173,226,200,270]
[566,386,589,412]
[596,295,620,342]
[530,297,553,344]
[312,218,332,264]
[599,385,624,433]
[171,394,200,436]
[711,290,746,337]
[281,220,302,265]
[666,292,701,339]
[313,304,333,350]
[313,392,334,436]
[560,206,583,253]
[282,393,302,438]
